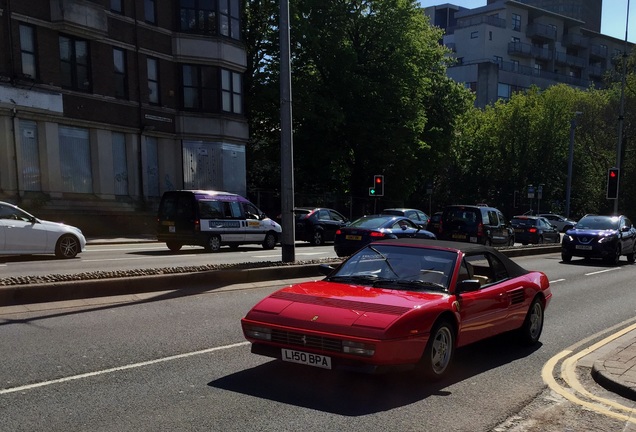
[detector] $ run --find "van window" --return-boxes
[199,200,225,219]
[244,202,261,219]
[228,201,243,218]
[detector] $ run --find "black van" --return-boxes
[157,190,282,252]
[439,205,515,246]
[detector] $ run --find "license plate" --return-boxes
[514,228,524,233]
[281,348,332,369]
[169,226,176,233]
[452,234,466,239]
[346,235,362,241]
[576,245,592,250]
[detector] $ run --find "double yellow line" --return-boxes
[542,320,636,423]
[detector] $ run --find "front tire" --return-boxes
[419,320,455,381]
[627,251,635,263]
[518,297,544,345]
[205,235,222,252]
[262,232,277,249]
[561,251,572,262]
[605,245,621,265]
[55,235,80,258]
[166,241,182,252]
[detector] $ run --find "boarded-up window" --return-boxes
[19,120,41,191]
[59,126,93,193]
[112,132,128,195]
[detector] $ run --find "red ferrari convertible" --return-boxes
[241,239,551,379]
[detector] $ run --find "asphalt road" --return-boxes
[2,252,635,431]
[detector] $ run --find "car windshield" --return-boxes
[575,216,619,230]
[327,244,457,292]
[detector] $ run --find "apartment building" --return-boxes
[0,0,246,231]
[511,0,602,33]
[425,0,630,107]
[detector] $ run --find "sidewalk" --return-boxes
[591,329,636,401]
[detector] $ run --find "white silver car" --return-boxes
[0,201,86,258]
[538,213,578,233]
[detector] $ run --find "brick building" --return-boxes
[0,0,246,234]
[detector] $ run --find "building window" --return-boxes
[494,56,503,68]
[112,132,129,196]
[222,69,242,114]
[59,126,93,193]
[19,25,37,79]
[498,83,511,100]
[512,60,519,71]
[59,36,90,91]
[180,0,216,34]
[113,48,128,99]
[471,31,478,39]
[219,0,240,40]
[182,64,219,112]
[534,63,543,75]
[145,0,156,23]
[147,57,160,104]
[512,13,521,31]
[19,120,41,191]
[111,0,123,13]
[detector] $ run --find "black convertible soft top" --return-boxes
[371,238,530,278]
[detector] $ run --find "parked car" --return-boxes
[561,214,636,264]
[241,238,551,379]
[439,204,515,246]
[426,211,442,236]
[293,207,349,245]
[511,215,560,245]
[381,208,430,228]
[537,213,577,233]
[333,215,436,257]
[0,201,86,258]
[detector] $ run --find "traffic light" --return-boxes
[373,175,384,197]
[607,167,619,199]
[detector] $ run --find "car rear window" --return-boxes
[443,208,479,226]
[350,216,392,229]
[511,217,536,226]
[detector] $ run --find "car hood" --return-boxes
[246,280,447,333]
[566,228,617,237]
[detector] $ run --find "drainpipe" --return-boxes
[11,108,20,203]
[133,1,145,205]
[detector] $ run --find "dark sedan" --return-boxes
[334,215,436,257]
[561,214,636,265]
[511,215,560,245]
[294,207,349,245]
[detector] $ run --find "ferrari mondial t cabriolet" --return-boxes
[241,239,551,380]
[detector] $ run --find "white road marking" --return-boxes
[549,278,566,283]
[584,267,621,276]
[0,341,250,395]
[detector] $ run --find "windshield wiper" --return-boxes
[367,246,400,277]
[328,274,381,284]
[379,279,446,291]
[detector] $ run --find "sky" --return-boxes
[418,1,635,43]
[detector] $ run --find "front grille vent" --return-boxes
[271,329,342,353]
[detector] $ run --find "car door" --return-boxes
[455,254,510,344]
[539,217,560,243]
[620,217,636,253]
[0,204,50,253]
[325,210,348,241]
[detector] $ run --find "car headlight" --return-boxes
[598,235,617,244]
[244,325,272,341]
[342,340,375,357]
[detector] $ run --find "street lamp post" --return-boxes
[614,0,630,215]
[565,112,582,218]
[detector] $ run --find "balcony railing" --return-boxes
[589,44,608,59]
[562,33,589,49]
[526,22,557,41]
[555,52,587,68]
[508,42,552,60]
[455,15,506,30]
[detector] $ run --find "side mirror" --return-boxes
[455,279,481,295]
[319,263,336,276]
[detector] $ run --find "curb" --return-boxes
[591,355,636,401]
[0,265,325,306]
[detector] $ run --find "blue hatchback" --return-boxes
[561,214,636,265]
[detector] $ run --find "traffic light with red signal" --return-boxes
[369,175,384,196]
[607,167,619,199]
